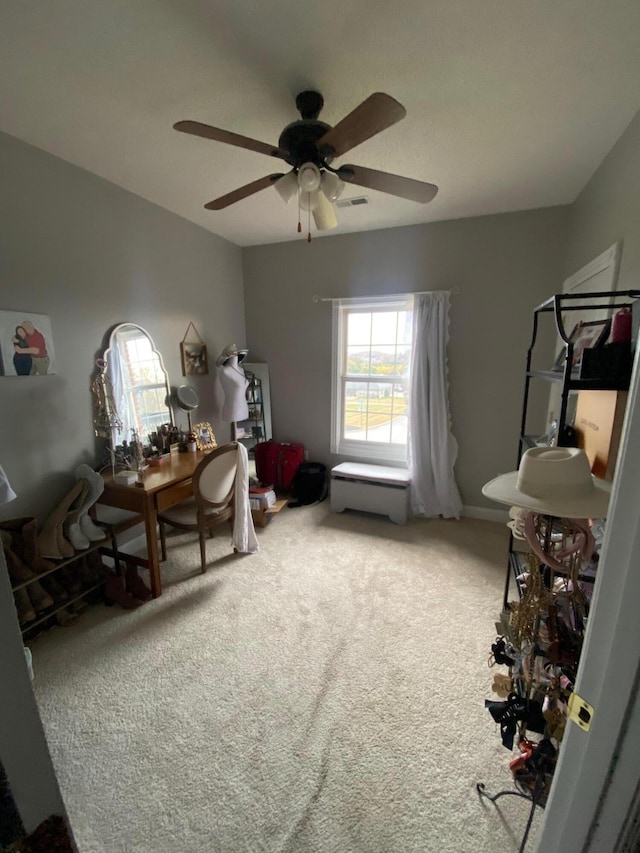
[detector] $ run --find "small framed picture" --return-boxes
[180,341,209,376]
[193,422,217,452]
[552,319,611,372]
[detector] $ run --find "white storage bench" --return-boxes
[330,462,411,525]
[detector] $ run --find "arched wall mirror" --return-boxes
[103,323,173,447]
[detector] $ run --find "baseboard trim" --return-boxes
[461,505,509,523]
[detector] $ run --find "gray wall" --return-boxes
[243,207,570,509]
[0,131,244,521]
[564,110,640,289]
[0,130,244,834]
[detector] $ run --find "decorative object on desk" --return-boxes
[114,470,138,485]
[180,322,208,376]
[551,319,611,372]
[0,310,57,376]
[482,446,611,519]
[91,358,123,443]
[193,422,217,451]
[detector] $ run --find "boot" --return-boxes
[1,531,54,612]
[125,561,152,601]
[77,554,102,588]
[0,517,54,573]
[40,574,69,604]
[84,549,110,580]
[57,565,83,597]
[13,588,36,625]
[105,574,143,610]
[75,464,107,542]
[65,480,91,551]
[38,480,89,559]
[1,530,31,583]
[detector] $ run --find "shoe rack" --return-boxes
[8,526,121,639]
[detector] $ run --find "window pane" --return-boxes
[343,380,409,442]
[347,312,371,346]
[370,345,397,376]
[347,346,371,375]
[371,312,398,345]
[390,413,408,444]
[395,345,411,377]
[398,311,413,345]
[344,381,368,436]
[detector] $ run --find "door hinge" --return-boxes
[568,692,595,732]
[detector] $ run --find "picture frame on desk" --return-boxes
[552,319,611,372]
[193,422,217,451]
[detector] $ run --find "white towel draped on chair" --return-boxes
[233,441,259,554]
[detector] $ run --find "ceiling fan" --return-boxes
[174,90,438,239]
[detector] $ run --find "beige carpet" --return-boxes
[29,503,542,853]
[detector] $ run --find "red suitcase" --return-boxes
[254,440,304,490]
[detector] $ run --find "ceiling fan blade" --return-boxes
[204,174,285,210]
[338,164,438,204]
[174,120,289,161]
[316,93,406,158]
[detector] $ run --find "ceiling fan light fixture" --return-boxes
[299,189,321,211]
[320,171,345,202]
[297,162,321,193]
[274,171,298,203]
[312,190,338,231]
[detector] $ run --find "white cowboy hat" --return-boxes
[216,343,248,367]
[482,447,611,519]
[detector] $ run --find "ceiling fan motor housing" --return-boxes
[279,120,332,169]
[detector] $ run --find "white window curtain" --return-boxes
[109,345,133,447]
[408,291,462,518]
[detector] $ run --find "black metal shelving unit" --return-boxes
[237,369,266,457]
[481,290,639,851]
[505,288,639,608]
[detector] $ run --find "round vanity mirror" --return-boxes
[175,384,199,411]
[173,384,199,430]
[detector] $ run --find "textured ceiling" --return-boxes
[1,0,639,246]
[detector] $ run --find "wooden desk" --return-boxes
[98,453,204,598]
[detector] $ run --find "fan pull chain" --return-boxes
[297,188,302,233]
[308,202,311,242]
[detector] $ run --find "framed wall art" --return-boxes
[180,322,208,376]
[0,310,57,376]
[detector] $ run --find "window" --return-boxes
[331,296,413,462]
